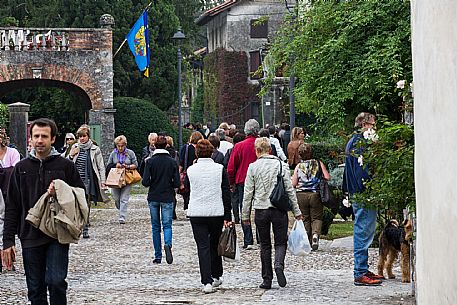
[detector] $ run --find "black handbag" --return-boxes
[269,158,289,212]
[177,145,190,194]
[218,225,237,259]
[318,161,339,210]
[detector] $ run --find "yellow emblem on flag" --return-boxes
[134,26,147,57]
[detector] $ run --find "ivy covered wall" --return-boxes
[203,48,259,126]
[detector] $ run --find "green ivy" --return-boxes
[203,50,219,121]
[0,104,9,128]
[191,83,204,124]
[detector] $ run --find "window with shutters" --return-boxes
[249,50,261,79]
[250,19,268,39]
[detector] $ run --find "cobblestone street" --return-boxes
[1,193,415,304]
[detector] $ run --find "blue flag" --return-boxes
[126,11,150,77]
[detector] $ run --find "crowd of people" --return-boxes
[1,112,382,304]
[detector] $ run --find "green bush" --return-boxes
[352,120,415,217]
[307,136,346,170]
[0,104,9,128]
[113,97,179,158]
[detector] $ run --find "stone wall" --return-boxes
[225,1,285,53]
[411,1,457,304]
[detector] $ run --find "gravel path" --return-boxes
[0,194,415,305]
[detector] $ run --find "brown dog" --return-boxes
[377,219,413,283]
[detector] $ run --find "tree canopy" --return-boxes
[265,0,412,133]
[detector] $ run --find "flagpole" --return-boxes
[113,39,127,59]
[113,1,154,59]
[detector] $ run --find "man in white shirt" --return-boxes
[268,126,287,161]
[215,128,233,156]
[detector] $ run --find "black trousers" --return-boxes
[255,208,288,284]
[190,216,224,285]
[182,192,190,210]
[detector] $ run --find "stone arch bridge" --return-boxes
[0,15,115,158]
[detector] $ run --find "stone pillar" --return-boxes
[412,1,457,304]
[89,108,115,163]
[8,102,30,157]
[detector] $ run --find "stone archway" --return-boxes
[0,14,116,159]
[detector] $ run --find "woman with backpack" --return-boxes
[291,143,331,251]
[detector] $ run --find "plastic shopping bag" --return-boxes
[223,242,240,263]
[218,225,237,259]
[288,220,311,256]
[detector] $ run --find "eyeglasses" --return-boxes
[66,138,74,140]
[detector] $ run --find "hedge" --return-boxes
[307,135,346,170]
[113,97,180,158]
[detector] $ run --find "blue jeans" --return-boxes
[22,241,69,305]
[352,202,377,279]
[148,201,173,260]
[236,184,254,246]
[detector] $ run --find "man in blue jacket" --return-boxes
[142,135,180,264]
[343,112,384,286]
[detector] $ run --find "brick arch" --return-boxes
[0,78,93,111]
[0,26,116,160]
[0,63,105,110]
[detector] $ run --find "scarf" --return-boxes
[78,138,93,150]
[115,148,127,164]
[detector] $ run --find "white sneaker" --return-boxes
[212,277,223,287]
[246,244,257,250]
[203,283,215,294]
[312,234,319,251]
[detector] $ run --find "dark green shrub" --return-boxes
[352,120,415,217]
[307,136,346,170]
[0,104,9,128]
[114,97,178,158]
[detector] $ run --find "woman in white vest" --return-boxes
[186,139,232,294]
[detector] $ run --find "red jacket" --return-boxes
[227,135,257,185]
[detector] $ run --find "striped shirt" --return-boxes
[75,149,89,182]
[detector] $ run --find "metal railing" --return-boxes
[0,28,70,51]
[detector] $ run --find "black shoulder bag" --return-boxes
[269,158,289,212]
[317,160,338,210]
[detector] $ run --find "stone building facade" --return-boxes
[196,0,289,127]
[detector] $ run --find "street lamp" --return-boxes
[284,0,296,129]
[172,29,186,148]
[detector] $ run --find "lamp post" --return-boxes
[289,69,295,130]
[285,0,296,129]
[172,29,186,148]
